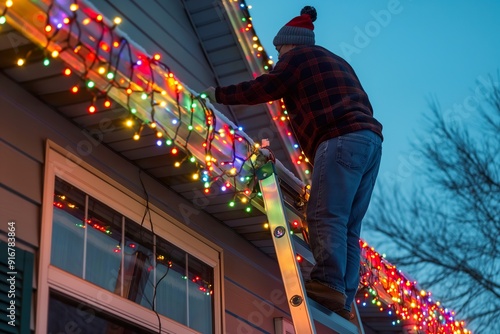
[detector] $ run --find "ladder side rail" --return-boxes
[257,162,317,334]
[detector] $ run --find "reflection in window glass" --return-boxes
[188,255,214,333]
[52,180,86,277]
[85,197,123,292]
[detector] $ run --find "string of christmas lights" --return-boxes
[224,0,313,182]
[358,241,469,333]
[4,0,270,213]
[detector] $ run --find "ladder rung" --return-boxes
[292,234,315,263]
[308,299,359,334]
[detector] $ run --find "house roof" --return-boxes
[0,1,468,333]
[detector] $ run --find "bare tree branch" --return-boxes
[365,78,500,333]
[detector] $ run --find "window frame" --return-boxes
[37,141,224,333]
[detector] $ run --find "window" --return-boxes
[38,144,223,333]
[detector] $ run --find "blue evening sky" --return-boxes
[248,0,500,188]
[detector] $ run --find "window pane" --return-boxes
[152,236,188,324]
[48,293,154,333]
[52,178,86,277]
[123,218,155,307]
[152,237,214,333]
[85,197,123,293]
[188,254,214,333]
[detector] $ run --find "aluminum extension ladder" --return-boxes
[257,161,364,334]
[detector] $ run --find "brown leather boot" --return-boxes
[305,280,346,312]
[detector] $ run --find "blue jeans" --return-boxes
[307,130,382,311]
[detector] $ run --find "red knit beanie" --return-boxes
[273,6,317,46]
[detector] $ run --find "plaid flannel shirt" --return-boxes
[215,45,383,162]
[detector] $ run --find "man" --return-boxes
[204,6,383,320]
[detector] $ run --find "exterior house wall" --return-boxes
[0,1,312,333]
